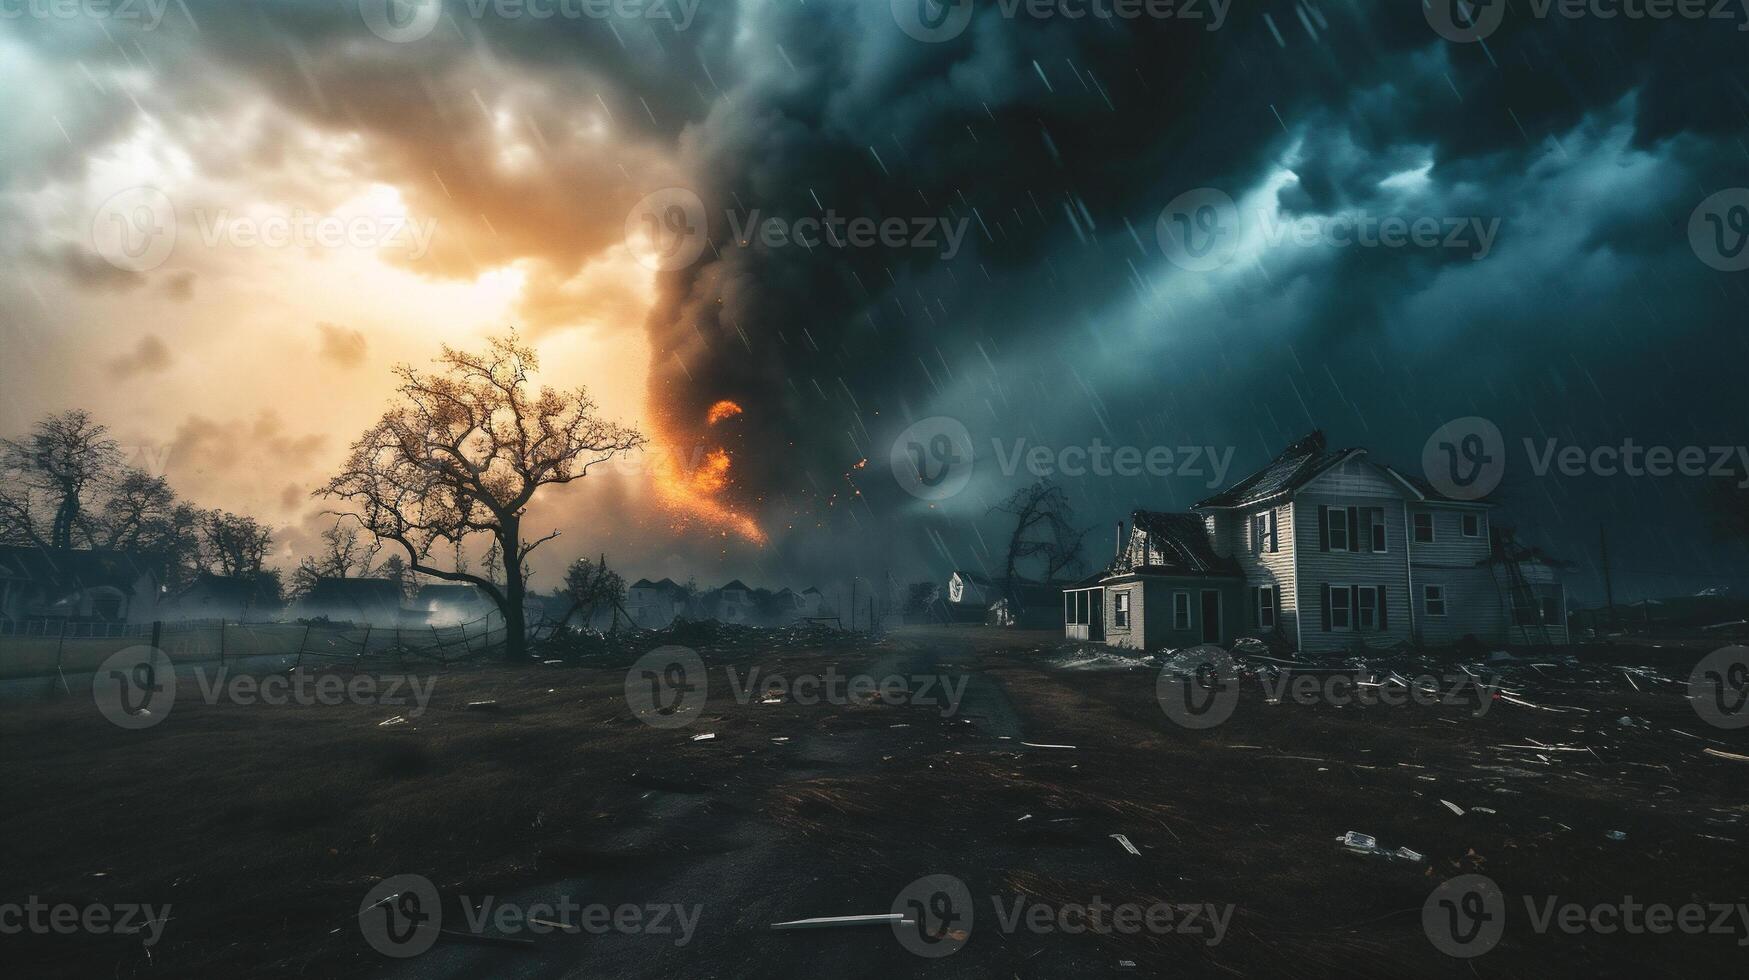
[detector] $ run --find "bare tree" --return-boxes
[319,334,645,661]
[557,554,627,630]
[1,411,121,549]
[991,480,1089,605]
[201,511,273,578]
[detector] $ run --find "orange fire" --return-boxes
[650,399,766,544]
[706,399,745,425]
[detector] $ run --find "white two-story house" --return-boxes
[1071,431,1567,654]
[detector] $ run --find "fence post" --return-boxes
[293,622,312,673]
[358,625,372,665]
[217,620,227,666]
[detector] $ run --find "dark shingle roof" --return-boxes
[1123,511,1236,575]
[1194,431,1349,509]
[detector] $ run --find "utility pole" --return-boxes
[1600,525,1618,630]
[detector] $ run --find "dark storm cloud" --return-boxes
[12,1,1743,591]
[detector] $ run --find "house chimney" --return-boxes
[1115,521,1126,559]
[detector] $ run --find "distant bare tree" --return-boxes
[289,518,379,598]
[319,334,645,661]
[201,511,273,578]
[991,480,1089,604]
[557,554,627,630]
[1,411,120,549]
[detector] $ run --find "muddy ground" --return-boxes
[3,625,1746,978]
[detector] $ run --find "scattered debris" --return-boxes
[1606,830,1628,841]
[690,732,716,742]
[463,700,498,711]
[1439,799,1465,816]
[1703,748,1749,763]
[771,914,913,931]
[378,716,407,728]
[1110,833,1141,856]
[1021,741,1077,750]
[1338,831,1425,863]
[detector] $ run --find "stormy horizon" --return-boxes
[3,0,1747,605]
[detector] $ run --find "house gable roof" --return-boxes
[1115,511,1239,577]
[1193,431,1354,509]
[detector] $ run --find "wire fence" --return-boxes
[0,611,523,682]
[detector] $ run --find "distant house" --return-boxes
[167,573,282,623]
[1071,431,1568,654]
[627,578,689,628]
[294,577,420,626]
[707,580,755,624]
[799,586,829,619]
[0,545,162,630]
[416,583,495,625]
[769,587,808,624]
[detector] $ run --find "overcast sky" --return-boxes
[2,1,1745,601]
